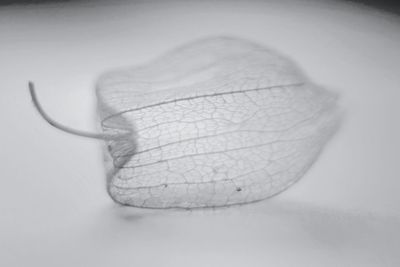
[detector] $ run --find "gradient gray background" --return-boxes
[1,0,399,266]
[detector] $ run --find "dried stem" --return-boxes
[28,81,127,141]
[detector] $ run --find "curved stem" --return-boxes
[28,81,128,141]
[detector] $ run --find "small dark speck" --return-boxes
[163,184,168,188]
[236,187,242,192]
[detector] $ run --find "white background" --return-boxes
[0,0,399,266]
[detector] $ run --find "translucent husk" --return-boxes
[31,36,341,209]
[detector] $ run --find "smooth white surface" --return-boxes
[0,0,399,266]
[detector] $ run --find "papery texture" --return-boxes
[96,37,340,208]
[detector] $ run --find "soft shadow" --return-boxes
[84,197,400,265]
